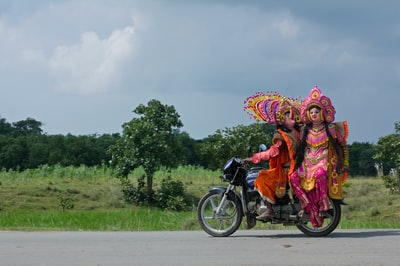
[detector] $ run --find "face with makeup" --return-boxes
[283,109,296,129]
[308,106,323,124]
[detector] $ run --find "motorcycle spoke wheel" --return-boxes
[296,198,341,237]
[197,191,242,237]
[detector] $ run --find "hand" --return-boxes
[336,164,348,174]
[341,165,349,173]
[336,164,343,174]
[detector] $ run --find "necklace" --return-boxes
[312,125,324,132]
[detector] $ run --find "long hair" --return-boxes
[277,122,301,133]
[294,123,343,170]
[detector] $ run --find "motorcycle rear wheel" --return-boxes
[197,190,243,237]
[296,198,341,237]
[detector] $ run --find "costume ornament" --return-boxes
[300,85,336,123]
[244,91,302,125]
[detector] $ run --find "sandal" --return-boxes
[256,209,274,221]
[297,209,305,218]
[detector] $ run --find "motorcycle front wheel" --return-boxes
[197,190,243,237]
[296,198,341,237]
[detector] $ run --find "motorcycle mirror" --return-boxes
[259,144,267,152]
[246,146,252,157]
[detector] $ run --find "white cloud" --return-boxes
[48,25,135,95]
[273,17,299,38]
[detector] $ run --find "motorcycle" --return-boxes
[197,146,346,237]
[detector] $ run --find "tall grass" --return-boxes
[339,177,400,229]
[0,209,200,231]
[1,165,399,231]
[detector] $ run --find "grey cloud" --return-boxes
[0,0,399,143]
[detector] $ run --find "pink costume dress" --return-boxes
[290,122,348,228]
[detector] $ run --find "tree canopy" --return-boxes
[374,122,400,175]
[0,111,399,181]
[198,123,275,170]
[109,99,183,190]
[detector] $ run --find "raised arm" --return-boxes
[245,137,284,164]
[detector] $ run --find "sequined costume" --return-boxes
[251,129,299,204]
[290,86,349,228]
[244,92,301,205]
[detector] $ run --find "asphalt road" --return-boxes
[1,229,399,266]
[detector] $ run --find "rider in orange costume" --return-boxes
[244,92,302,221]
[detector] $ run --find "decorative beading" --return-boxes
[244,91,302,125]
[301,86,336,123]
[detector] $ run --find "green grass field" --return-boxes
[0,165,399,231]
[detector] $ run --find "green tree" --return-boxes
[348,142,377,176]
[110,99,183,191]
[374,122,400,173]
[175,131,200,166]
[198,123,275,170]
[12,117,43,136]
[26,135,49,168]
[0,137,28,170]
[0,117,13,135]
[0,116,119,170]
[374,122,400,190]
[47,135,68,166]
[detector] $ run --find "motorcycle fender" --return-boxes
[209,187,239,202]
[336,199,349,205]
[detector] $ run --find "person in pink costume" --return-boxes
[290,86,349,228]
[244,92,302,221]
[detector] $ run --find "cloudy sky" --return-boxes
[1,0,399,143]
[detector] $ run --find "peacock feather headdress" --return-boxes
[244,91,301,125]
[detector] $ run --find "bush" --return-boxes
[155,177,188,211]
[58,193,75,211]
[119,176,190,211]
[381,175,400,194]
[120,175,155,206]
